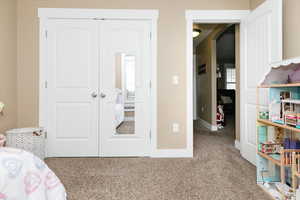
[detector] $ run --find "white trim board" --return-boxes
[198,118,218,131]
[270,56,300,67]
[235,140,240,151]
[186,10,250,23]
[38,8,159,158]
[152,149,193,158]
[186,10,250,159]
[38,8,159,20]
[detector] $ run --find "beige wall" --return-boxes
[250,0,264,9]
[16,0,250,149]
[196,36,212,124]
[0,0,17,134]
[250,0,300,59]
[195,25,226,125]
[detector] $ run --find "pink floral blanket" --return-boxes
[0,147,66,200]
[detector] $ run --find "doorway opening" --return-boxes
[193,23,240,149]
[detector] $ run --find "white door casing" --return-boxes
[185,8,282,161]
[99,20,151,157]
[186,10,250,159]
[240,0,283,165]
[47,20,99,157]
[193,55,197,120]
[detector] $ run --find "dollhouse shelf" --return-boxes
[259,83,300,88]
[258,150,298,167]
[281,99,300,104]
[257,151,281,166]
[257,119,300,133]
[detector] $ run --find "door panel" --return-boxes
[241,0,282,165]
[56,103,91,139]
[47,20,99,157]
[99,20,151,157]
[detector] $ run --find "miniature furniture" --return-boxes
[257,83,300,199]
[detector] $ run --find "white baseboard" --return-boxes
[151,149,193,158]
[198,118,218,131]
[235,140,240,150]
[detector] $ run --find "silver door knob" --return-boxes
[91,92,98,98]
[100,93,106,98]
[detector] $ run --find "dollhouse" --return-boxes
[257,60,300,200]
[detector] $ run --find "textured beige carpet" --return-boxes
[46,119,271,200]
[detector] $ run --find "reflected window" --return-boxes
[124,55,135,101]
[226,68,236,90]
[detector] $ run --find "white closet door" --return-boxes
[241,0,282,165]
[47,20,99,157]
[99,20,151,157]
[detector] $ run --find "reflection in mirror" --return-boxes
[115,53,135,135]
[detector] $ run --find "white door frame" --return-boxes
[38,8,158,157]
[185,10,250,157]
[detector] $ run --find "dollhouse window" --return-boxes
[226,68,236,90]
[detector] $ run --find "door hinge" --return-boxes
[45,81,48,88]
[45,30,48,39]
[149,81,152,89]
[149,32,152,40]
[44,131,47,139]
[149,130,152,141]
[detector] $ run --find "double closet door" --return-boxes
[46,19,151,157]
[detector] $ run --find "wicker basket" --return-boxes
[6,128,45,160]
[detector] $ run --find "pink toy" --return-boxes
[217,105,225,129]
[0,134,6,147]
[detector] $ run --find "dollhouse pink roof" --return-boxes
[261,63,300,85]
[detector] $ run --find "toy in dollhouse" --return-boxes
[281,99,300,129]
[268,91,293,125]
[256,62,300,200]
[260,62,300,129]
[257,125,300,199]
[267,90,300,130]
[261,142,282,154]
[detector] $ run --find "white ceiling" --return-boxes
[193,24,218,50]
[193,24,236,64]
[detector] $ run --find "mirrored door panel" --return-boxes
[115,53,135,135]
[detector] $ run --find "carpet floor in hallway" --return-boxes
[45,122,270,200]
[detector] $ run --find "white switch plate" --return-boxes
[172,123,180,133]
[172,75,179,85]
